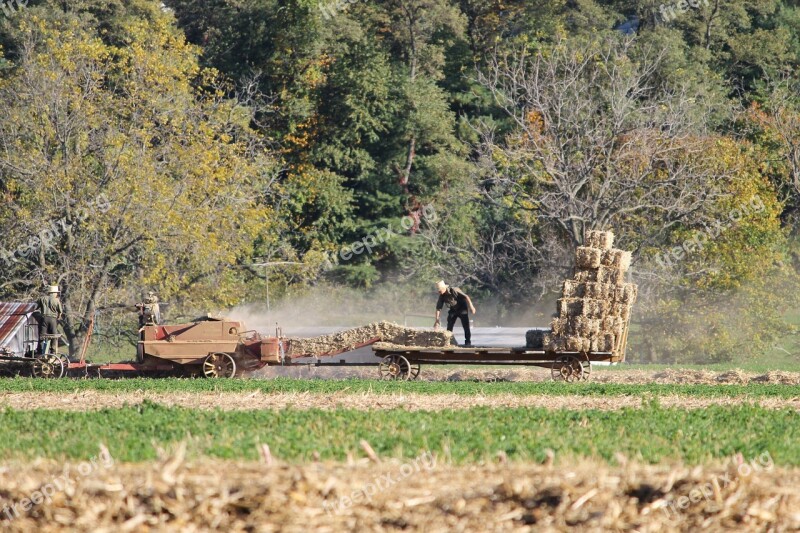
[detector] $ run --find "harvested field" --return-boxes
[286,321,452,357]
[0,458,797,532]
[423,367,800,385]
[256,366,800,385]
[1,390,799,411]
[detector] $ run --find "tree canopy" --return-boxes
[1,0,800,362]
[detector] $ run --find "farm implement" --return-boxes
[0,230,634,382]
[0,316,627,382]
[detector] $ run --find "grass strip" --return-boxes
[1,402,797,465]
[1,377,799,398]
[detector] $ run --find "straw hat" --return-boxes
[47,285,60,294]
[435,280,447,291]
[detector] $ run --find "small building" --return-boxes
[0,302,38,356]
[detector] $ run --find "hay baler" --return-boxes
[134,316,283,377]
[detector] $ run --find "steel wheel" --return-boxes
[32,354,64,379]
[551,355,583,383]
[580,354,592,381]
[56,354,70,378]
[407,361,421,381]
[379,354,412,381]
[396,355,420,381]
[203,352,237,378]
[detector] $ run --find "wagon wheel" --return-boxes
[203,352,237,378]
[378,354,412,381]
[32,354,64,379]
[56,354,70,378]
[407,361,421,381]
[579,353,592,382]
[550,355,583,383]
[396,356,420,380]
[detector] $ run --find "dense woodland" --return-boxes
[1,0,800,362]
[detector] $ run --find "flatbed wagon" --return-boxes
[262,340,621,381]
[369,345,619,381]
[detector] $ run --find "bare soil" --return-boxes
[1,391,798,412]
[255,366,800,385]
[0,457,797,532]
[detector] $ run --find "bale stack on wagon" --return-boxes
[542,230,637,359]
[286,321,452,357]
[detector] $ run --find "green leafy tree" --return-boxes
[0,10,279,353]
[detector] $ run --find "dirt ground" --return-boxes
[0,457,796,532]
[1,390,798,412]
[256,366,800,385]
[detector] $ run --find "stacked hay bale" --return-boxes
[286,321,452,357]
[542,230,637,356]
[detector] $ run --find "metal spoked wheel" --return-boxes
[203,352,237,378]
[32,354,65,379]
[56,354,70,378]
[551,355,584,383]
[579,353,592,382]
[407,361,421,381]
[379,354,413,381]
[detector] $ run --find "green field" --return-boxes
[0,403,796,465]
[1,376,798,398]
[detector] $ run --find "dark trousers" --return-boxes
[446,311,471,345]
[38,316,58,354]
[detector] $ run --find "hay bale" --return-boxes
[565,336,580,352]
[585,230,614,250]
[574,317,601,337]
[595,266,625,286]
[614,283,638,305]
[558,298,611,319]
[565,336,591,352]
[575,246,602,269]
[525,329,549,349]
[543,334,566,352]
[608,300,625,317]
[600,249,632,272]
[600,316,624,337]
[553,317,600,337]
[556,316,601,337]
[556,298,585,317]
[591,333,616,352]
[562,280,586,298]
[582,299,610,319]
[574,269,598,283]
[550,317,569,336]
[584,282,614,300]
[287,321,452,357]
[587,334,613,352]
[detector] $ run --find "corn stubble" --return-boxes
[0,458,797,532]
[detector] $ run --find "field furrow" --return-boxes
[2,390,800,411]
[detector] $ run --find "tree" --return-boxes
[467,35,794,359]
[476,36,732,252]
[0,11,279,353]
[747,76,800,230]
